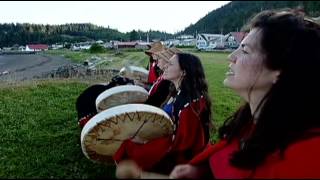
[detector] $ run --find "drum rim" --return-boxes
[80,103,173,160]
[95,85,148,108]
[127,65,149,74]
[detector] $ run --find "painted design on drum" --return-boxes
[81,104,174,163]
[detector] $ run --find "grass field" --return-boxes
[0,49,241,178]
[44,49,149,69]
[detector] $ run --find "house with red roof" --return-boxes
[25,44,49,52]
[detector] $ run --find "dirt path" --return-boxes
[0,54,73,81]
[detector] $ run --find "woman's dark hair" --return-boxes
[219,8,320,169]
[172,53,213,140]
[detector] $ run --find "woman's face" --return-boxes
[163,55,183,82]
[223,28,279,100]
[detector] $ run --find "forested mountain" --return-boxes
[180,1,320,35]
[1,1,320,47]
[0,23,174,47]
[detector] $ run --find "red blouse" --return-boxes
[113,97,208,172]
[148,61,158,84]
[190,129,320,178]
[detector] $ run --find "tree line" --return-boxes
[0,23,174,47]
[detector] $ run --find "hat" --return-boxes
[145,42,166,54]
[155,47,182,62]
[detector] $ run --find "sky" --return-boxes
[0,1,230,34]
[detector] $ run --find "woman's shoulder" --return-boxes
[284,134,320,159]
[255,133,320,178]
[177,95,207,117]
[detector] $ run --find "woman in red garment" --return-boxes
[145,47,181,107]
[114,53,213,175]
[169,8,320,179]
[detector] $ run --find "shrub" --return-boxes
[89,43,105,53]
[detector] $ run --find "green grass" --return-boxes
[0,50,241,178]
[44,49,94,63]
[191,51,241,127]
[0,80,115,178]
[44,49,150,70]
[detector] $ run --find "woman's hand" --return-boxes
[116,160,170,179]
[169,164,202,179]
[115,160,142,179]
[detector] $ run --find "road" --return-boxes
[0,54,73,81]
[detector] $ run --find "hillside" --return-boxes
[181,1,320,35]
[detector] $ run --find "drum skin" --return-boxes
[96,85,149,112]
[81,104,174,163]
[119,66,149,83]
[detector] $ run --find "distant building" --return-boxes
[12,44,19,51]
[196,33,226,50]
[225,32,248,49]
[71,41,92,51]
[103,42,113,49]
[179,39,196,46]
[96,40,104,44]
[50,44,63,50]
[176,34,194,40]
[19,46,25,51]
[135,42,151,49]
[164,39,180,47]
[115,41,138,49]
[2,47,12,51]
[176,34,196,47]
[25,44,49,52]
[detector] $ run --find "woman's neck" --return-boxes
[248,89,268,120]
[174,82,180,90]
[173,76,183,90]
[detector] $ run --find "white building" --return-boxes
[71,41,92,51]
[196,33,226,50]
[164,39,180,47]
[224,32,248,49]
[176,34,196,47]
[135,42,151,49]
[51,44,64,50]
